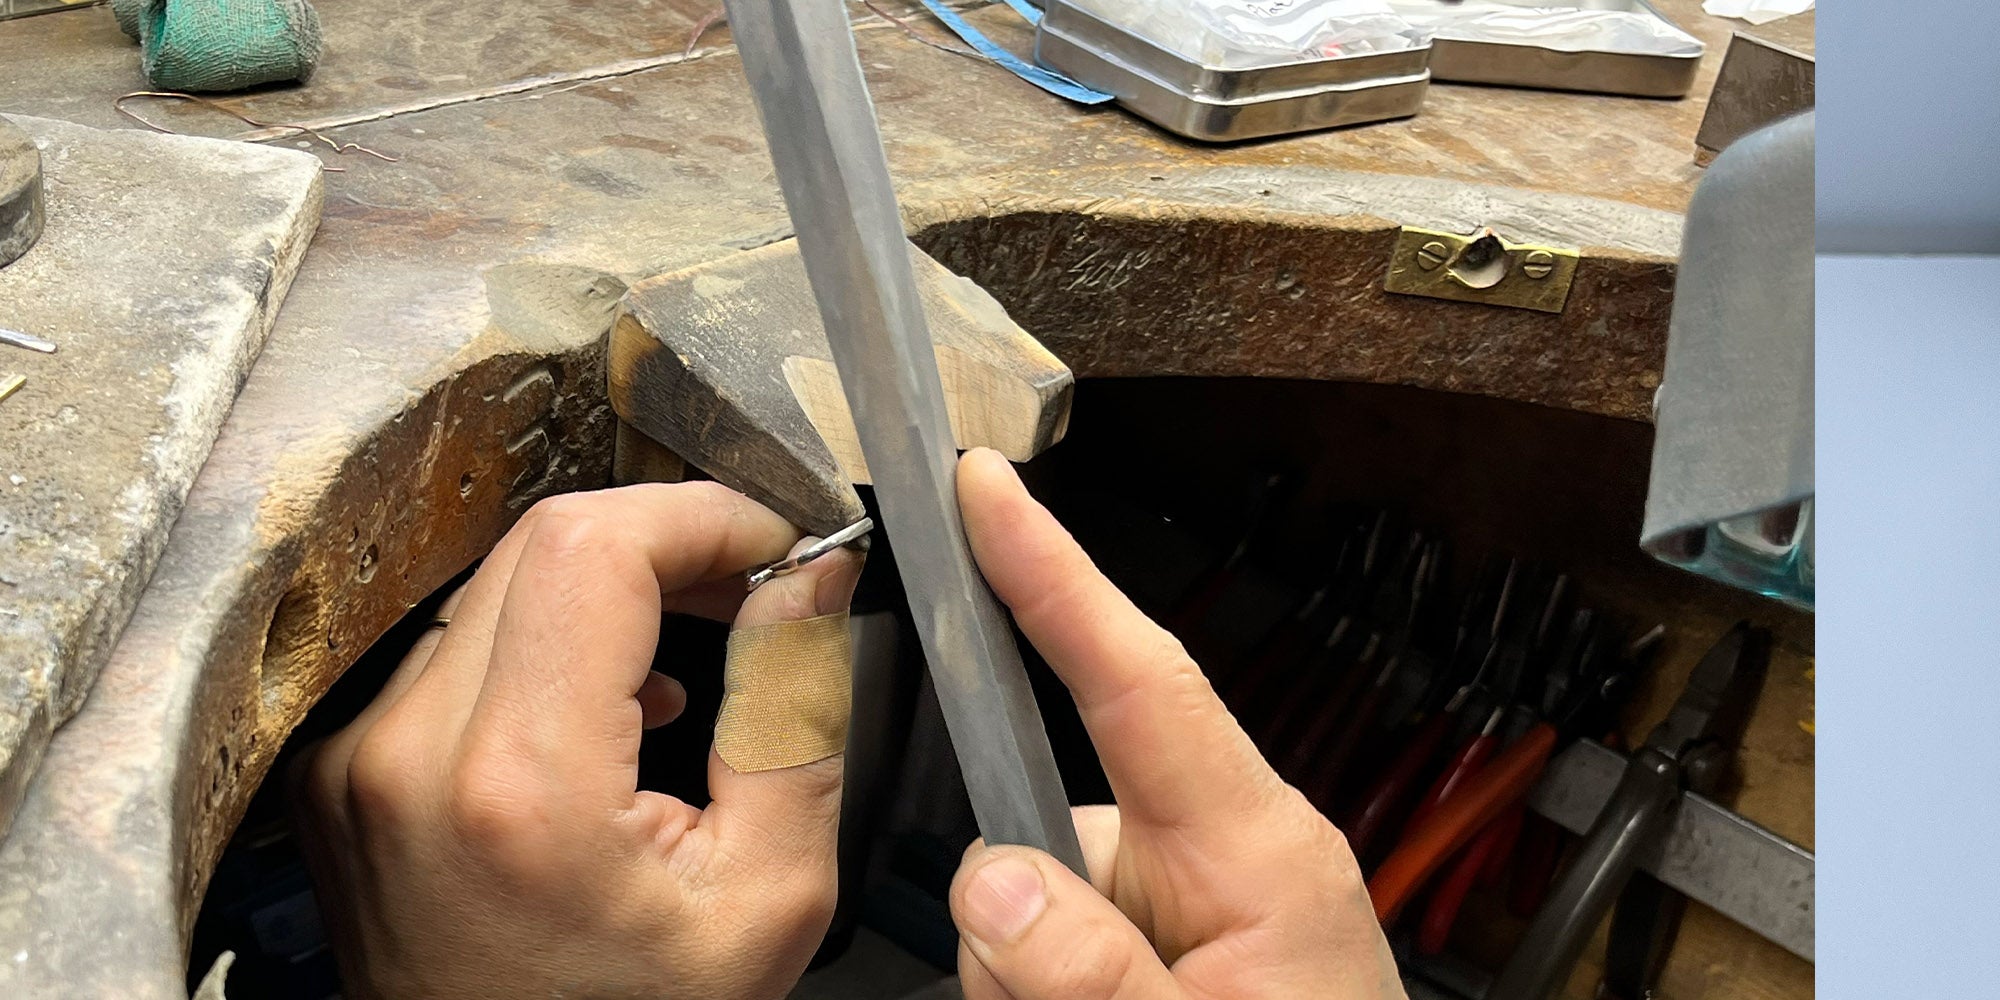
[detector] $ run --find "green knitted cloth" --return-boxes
[112,0,323,92]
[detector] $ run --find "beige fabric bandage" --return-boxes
[715,611,853,772]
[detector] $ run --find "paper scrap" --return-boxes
[1703,0,1812,26]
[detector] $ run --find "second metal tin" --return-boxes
[1399,0,1704,98]
[1034,0,1432,143]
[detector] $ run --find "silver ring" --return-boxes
[425,617,451,631]
[746,517,873,591]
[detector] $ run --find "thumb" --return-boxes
[952,845,1181,1000]
[695,536,862,926]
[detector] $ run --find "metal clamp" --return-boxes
[746,516,873,591]
[1384,225,1580,314]
[1526,737,1814,963]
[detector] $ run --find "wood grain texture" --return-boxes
[911,196,1679,422]
[0,0,952,138]
[610,238,1072,535]
[612,417,689,485]
[5,0,1730,216]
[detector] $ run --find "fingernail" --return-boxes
[961,855,1046,945]
[813,547,864,616]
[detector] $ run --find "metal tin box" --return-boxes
[1034,0,1432,143]
[1407,0,1703,98]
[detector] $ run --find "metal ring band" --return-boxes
[425,617,452,631]
[746,517,874,592]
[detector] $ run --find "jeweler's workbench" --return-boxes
[0,2,1810,997]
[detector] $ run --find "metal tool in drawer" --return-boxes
[1392,0,1704,98]
[1033,0,1432,143]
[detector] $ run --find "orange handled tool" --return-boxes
[1404,707,1502,834]
[1367,721,1559,924]
[1416,816,1504,956]
[1346,709,1454,861]
[1478,804,1526,890]
[1507,813,1568,917]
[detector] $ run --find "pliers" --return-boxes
[1486,620,1771,1000]
[1236,514,1385,743]
[1390,565,1557,847]
[1341,556,1515,861]
[1505,623,1664,919]
[1303,535,1443,810]
[1268,517,1414,780]
[1410,603,1611,954]
[1364,604,1643,926]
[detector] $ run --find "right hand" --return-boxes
[949,448,1406,1000]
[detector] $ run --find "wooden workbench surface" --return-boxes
[0,3,1807,998]
[0,1,1717,212]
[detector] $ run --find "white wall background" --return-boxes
[1814,1,2000,251]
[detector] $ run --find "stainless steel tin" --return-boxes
[1034,1,1431,143]
[1409,0,1703,98]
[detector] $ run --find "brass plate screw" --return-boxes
[1385,226,1579,314]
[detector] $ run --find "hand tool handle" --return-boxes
[1598,871,1689,1000]
[1487,746,1683,1000]
[1405,723,1499,834]
[1368,723,1557,924]
[1258,638,1348,757]
[1416,812,1514,954]
[1346,710,1452,862]
[1506,813,1567,917]
[1307,660,1396,809]
[1228,605,1327,725]
[1477,803,1525,889]
[1278,647,1373,781]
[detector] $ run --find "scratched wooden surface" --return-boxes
[0,2,1806,998]
[612,238,1074,535]
[1,0,1724,213]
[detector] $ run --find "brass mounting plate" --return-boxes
[1384,226,1579,314]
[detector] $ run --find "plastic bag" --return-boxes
[1702,0,1812,27]
[1070,0,1427,69]
[1388,2,1701,56]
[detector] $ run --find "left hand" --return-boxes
[291,482,863,1000]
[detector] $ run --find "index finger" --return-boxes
[957,449,1292,832]
[460,482,800,802]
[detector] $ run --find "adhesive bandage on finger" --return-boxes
[714,611,853,772]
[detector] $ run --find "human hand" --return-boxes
[293,482,863,1000]
[949,449,1405,1000]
